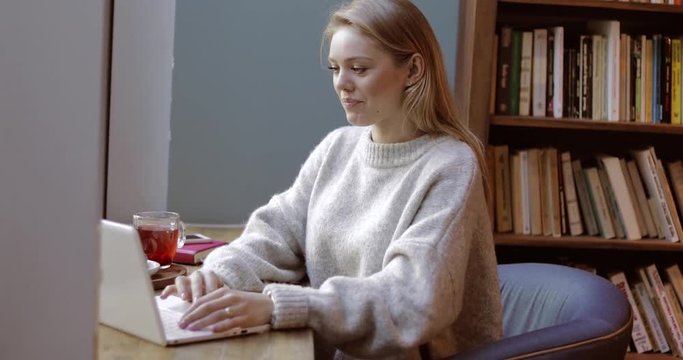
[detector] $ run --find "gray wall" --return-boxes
[0,0,107,358]
[168,0,460,224]
[106,0,176,223]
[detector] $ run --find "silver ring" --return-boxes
[224,307,232,318]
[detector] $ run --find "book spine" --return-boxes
[511,153,524,234]
[509,31,522,116]
[584,167,615,239]
[520,150,531,235]
[627,160,658,238]
[572,160,600,235]
[646,264,683,355]
[561,152,583,235]
[633,36,643,122]
[633,148,678,241]
[640,35,648,123]
[519,32,534,116]
[552,27,564,118]
[663,36,672,123]
[497,26,513,115]
[609,272,653,353]
[597,167,625,238]
[494,145,513,232]
[654,34,661,123]
[646,38,654,123]
[532,29,548,117]
[634,281,670,353]
[672,38,681,125]
[592,35,602,121]
[528,148,543,235]
[546,31,555,117]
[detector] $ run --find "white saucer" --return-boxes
[147,260,161,276]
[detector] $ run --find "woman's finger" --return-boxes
[186,306,239,331]
[190,271,206,301]
[174,275,192,302]
[203,270,224,293]
[159,284,177,299]
[180,289,236,328]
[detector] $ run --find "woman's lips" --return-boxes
[342,98,362,108]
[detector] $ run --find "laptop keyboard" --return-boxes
[160,307,212,339]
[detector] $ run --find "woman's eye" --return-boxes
[327,66,339,73]
[351,66,366,74]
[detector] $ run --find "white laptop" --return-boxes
[99,219,270,346]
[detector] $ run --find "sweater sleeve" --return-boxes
[201,130,337,292]
[263,158,493,357]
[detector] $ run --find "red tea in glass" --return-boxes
[133,211,185,268]
[137,225,180,267]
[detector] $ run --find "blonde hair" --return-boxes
[323,0,489,195]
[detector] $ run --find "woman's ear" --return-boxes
[405,53,425,87]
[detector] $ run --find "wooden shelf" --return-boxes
[494,233,683,252]
[490,116,683,135]
[625,352,679,359]
[500,0,683,13]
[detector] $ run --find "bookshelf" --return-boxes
[480,0,683,358]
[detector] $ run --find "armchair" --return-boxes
[449,263,632,360]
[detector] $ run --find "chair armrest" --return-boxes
[447,318,629,360]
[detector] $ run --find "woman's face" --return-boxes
[328,27,410,129]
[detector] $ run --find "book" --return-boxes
[633,280,670,353]
[597,155,641,239]
[633,147,679,241]
[646,38,654,123]
[489,35,498,115]
[519,31,534,116]
[532,28,548,117]
[654,34,661,123]
[584,166,616,239]
[486,145,496,220]
[667,160,683,224]
[626,159,658,238]
[511,152,524,234]
[673,38,681,124]
[665,264,683,310]
[497,26,513,115]
[645,263,683,355]
[620,158,648,237]
[551,26,564,118]
[609,272,653,353]
[592,34,603,121]
[510,30,522,116]
[597,166,625,239]
[527,148,543,235]
[586,20,620,121]
[662,36,672,123]
[572,159,600,236]
[546,148,561,237]
[494,145,512,232]
[545,30,555,117]
[173,240,226,265]
[560,152,583,235]
[656,159,683,241]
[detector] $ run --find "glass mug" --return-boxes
[133,211,185,268]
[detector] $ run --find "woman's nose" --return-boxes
[335,70,354,93]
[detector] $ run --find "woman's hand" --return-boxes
[178,288,274,333]
[160,269,225,302]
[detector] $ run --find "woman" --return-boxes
[162,0,502,358]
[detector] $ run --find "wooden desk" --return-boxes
[98,324,314,360]
[98,240,315,360]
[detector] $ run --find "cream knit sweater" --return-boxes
[202,126,501,359]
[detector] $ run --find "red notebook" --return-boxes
[173,240,226,265]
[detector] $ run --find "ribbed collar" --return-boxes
[358,127,446,168]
